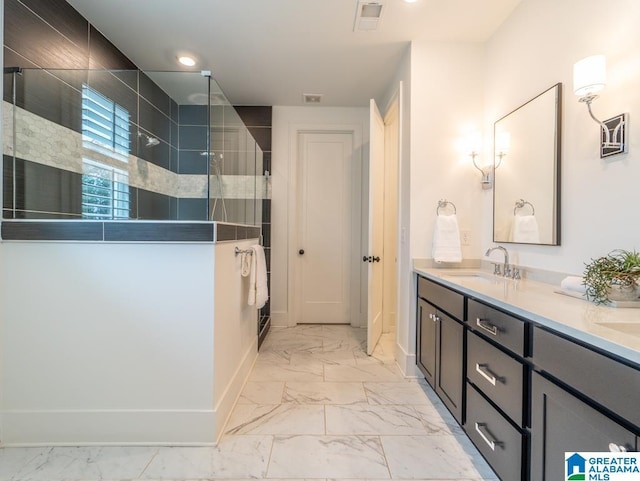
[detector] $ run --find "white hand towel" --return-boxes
[432,214,462,263]
[248,244,269,309]
[511,215,540,243]
[560,276,587,294]
[241,251,252,278]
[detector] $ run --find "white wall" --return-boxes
[483,0,640,273]
[376,46,414,375]
[213,239,259,441]
[271,106,368,327]
[0,240,257,445]
[409,42,487,261]
[379,42,485,376]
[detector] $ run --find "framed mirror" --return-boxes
[493,83,562,245]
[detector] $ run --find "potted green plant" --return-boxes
[583,249,640,304]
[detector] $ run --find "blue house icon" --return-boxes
[566,453,586,478]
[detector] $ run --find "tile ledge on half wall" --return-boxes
[0,220,261,243]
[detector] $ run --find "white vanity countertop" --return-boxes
[415,267,640,367]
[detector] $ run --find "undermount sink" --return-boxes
[441,271,495,283]
[595,322,640,337]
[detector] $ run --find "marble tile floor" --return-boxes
[0,325,498,481]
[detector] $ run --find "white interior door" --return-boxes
[366,100,385,354]
[298,132,353,324]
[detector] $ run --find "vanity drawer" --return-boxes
[467,298,526,356]
[533,326,640,429]
[466,383,524,481]
[417,276,464,321]
[467,330,525,427]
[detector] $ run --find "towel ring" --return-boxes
[514,199,535,215]
[436,199,457,215]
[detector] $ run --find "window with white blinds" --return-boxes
[81,85,132,219]
[81,84,130,159]
[82,160,130,220]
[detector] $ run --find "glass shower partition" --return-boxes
[2,67,265,226]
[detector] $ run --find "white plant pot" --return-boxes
[607,283,640,301]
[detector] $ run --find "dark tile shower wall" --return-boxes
[235,107,272,344]
[3,0,180,220]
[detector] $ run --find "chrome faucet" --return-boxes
[485,246,510,277]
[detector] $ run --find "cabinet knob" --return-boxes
[299,249,305,255]
[609,443,627,453]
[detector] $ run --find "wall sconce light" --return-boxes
[471,151,493,189]
[466,133,495,189]
[573,55,628,158]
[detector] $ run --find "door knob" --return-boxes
[363,255,372,262]
[373,256,380,262]
[299,249,305,255]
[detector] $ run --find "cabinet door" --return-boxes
[531,372,637,481]
[417,299,437,387]
[437,311,464,423]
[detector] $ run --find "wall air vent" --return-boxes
[303,93,323,104]
[354,1,384,32]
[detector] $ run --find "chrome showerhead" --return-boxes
[138,132,160,148]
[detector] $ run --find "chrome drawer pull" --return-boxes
[475,363,497,386]
[476,318,498,336]
[475,422,497,451]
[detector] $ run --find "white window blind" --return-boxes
[82,84,130,158]
[82,160,130,220]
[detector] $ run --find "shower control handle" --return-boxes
[299,249,305,255]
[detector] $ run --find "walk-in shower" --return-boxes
[2,68,267,225]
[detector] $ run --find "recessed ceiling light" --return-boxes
[178,56,196,67]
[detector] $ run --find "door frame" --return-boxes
[382,96,399,334]
[379,84,403,362]
[287,123,365,327]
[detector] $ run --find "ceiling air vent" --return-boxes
[303,93,323,104]
[354,1,384,32]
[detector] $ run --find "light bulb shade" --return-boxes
[573,55,606,97]
[495,131,510,154]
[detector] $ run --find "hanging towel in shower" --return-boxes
[241,251,252,278]
[432,214,462,263]
[248,244,269,309]
[511,215,540,243]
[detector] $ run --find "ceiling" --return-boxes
[66,0,521,107]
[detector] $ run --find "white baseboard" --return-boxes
[0,409,217,446]
[395,341,419,378]
[1,338,259,447]
[213,336,258,442]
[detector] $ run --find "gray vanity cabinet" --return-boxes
[531,325,640,480]
[415,273,640,481]
[417,298,437,386]
[531,372,637,480]
[464,300,529,481]
[417,277,464,423]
